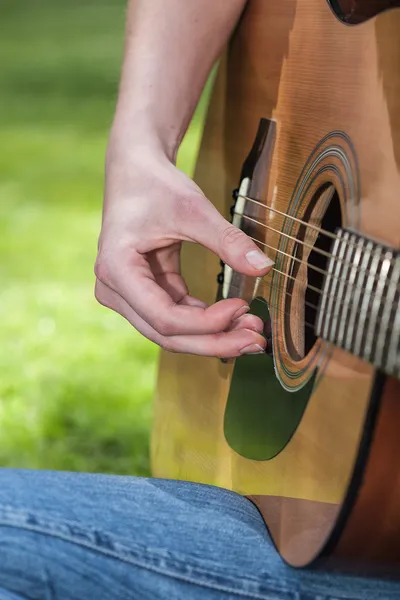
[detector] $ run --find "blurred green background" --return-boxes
[0,0,208,475]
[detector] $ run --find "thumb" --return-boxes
[192,203,274,277]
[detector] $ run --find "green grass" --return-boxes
[0,0,208,475]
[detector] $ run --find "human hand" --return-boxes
[95,149,273,358]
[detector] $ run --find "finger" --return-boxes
[228,313,264,333]
[149,248,208,308]
[182,200,274,277]
[106,253,251,336]
[147,243,181,276]
[167,328,266,358]
[154,272,208,307]
[181,295,208,309]
[95,278,172,344]
[95,280,265,357]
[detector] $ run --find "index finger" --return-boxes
[111,255,250,337]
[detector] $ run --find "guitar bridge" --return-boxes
[216,117,276,304]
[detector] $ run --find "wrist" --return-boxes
[108,108,183,166]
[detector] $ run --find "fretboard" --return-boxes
[315,228,400,378]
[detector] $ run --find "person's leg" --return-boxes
[0,469,398,600]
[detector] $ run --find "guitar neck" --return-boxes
[315,228,400,378]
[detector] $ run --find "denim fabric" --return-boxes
[0,469,398,599]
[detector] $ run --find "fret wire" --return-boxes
[386,292,400,374]
[239,212,396,284]
[353,245,383,357]
[222,253,398,335]
[336,233,360,349]
[363,250,392,361]
[342,237,368,355]
[375,256,400,368]
[246,237,395,303]
[226,196,399,361]
[225,276,394,340]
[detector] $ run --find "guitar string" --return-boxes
[251,236,396,319]
[238,196,398,282]
[226,196,396,327]
[225,281,318,332]
[249,235,333,280]
[265,262,322,296]
[225,281,319,312]
[242,214,333,259]
[240,195,340,241]
[225,264,322,295]
[239,212,394,289]
[226,276,395,337]
[223,261,391,329]
[239,230,392,302]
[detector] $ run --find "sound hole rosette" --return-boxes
[270,131,360,391]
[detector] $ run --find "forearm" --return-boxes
[109,0,247,162]
[98,0,271,359]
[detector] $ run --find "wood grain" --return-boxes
[153,0,400,571]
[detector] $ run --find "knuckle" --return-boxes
[158,337,175,353]
[212,334,227,360]
[94,281,110,309]
[220,225,245,248]
[94,256,111,285]
[153,316,174,337]
[173,193,203,230]
[181,194,201,216]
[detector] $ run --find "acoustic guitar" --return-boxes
[153,0,400,577]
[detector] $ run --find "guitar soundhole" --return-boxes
[305,190,342,353]
[284,186,342,361]
[328,0,400,24]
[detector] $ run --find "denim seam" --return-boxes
[0,505,298,600]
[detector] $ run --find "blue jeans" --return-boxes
[0,469,398,599]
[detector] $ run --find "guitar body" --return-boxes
[153,0,400,575]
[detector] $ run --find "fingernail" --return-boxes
[232,305,250,320]
[245,250,274,270]
[240,343,265,355]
